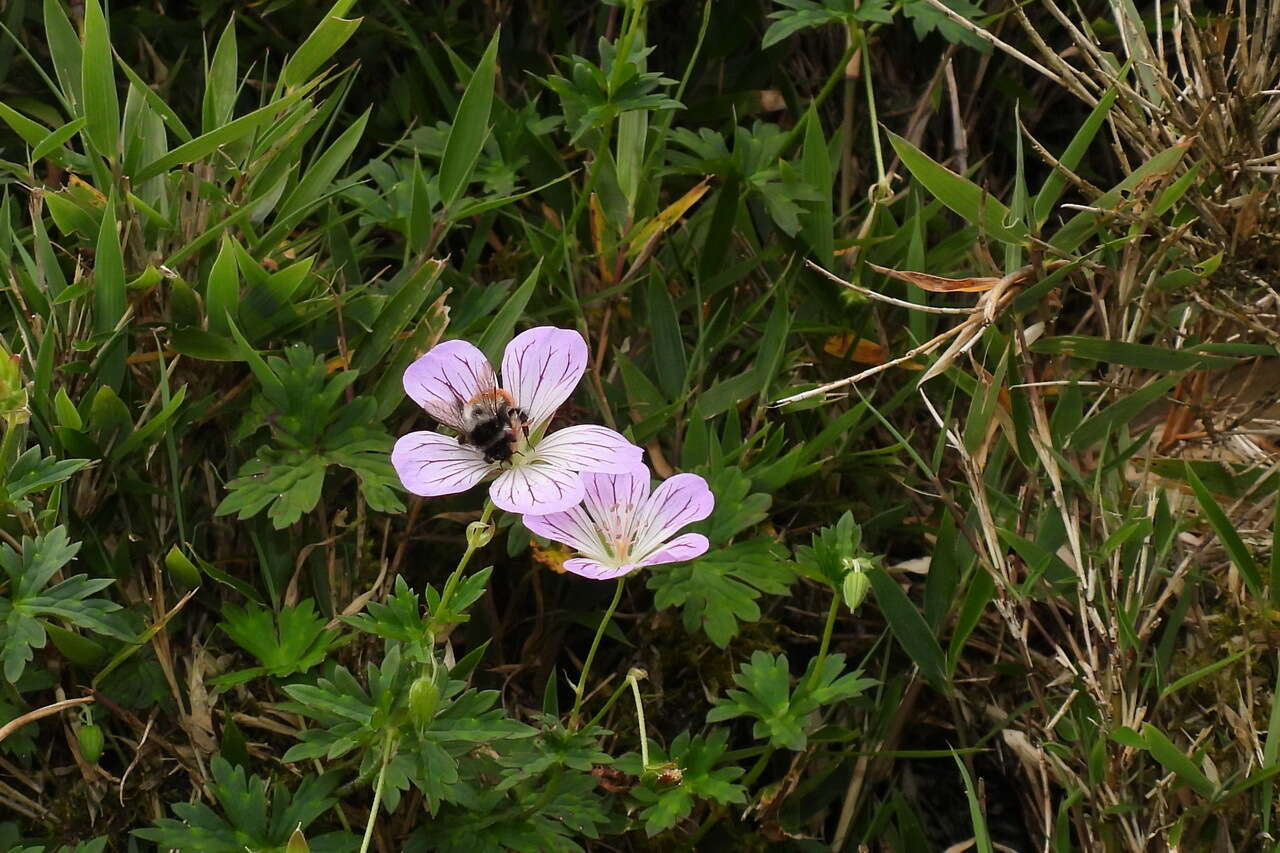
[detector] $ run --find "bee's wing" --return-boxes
[404,341,498,430]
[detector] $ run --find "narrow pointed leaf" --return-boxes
[867,566,948,691]
[439,29,500,209]
[281,1,362,88]
[1186,463,1263,598]
[888,130,1026,245]
[80,0,120,156]
[93,195,125,333]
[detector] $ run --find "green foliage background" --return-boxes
[1,0,1278,850]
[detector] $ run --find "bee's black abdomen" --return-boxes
[482,439,516,463]
[468,419,505,447]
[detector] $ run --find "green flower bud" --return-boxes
[466,520,495,548]
[841,565,870,612]
[78,723,104,764]
[408,674,442,727]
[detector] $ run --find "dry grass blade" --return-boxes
[0,697,94,746]
[866,261,1019,293]
[807,259,981,312]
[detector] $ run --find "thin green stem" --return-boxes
[436,499,496,615]
[651,0,712,146]
[808,593,843,692]
[781,40,859,155]
[861,31,887,188]
[583,677,632,730]
[608,0,646,93]
[358,729,396,853]
[570,578,626,729]
[628,671,650,770]
[741,746,776,788]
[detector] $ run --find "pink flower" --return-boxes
[392,327,642,514]
[523,466,714,580]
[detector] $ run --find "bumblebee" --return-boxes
[458,388,529,463]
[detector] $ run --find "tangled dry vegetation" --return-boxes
[877,2,1280,848]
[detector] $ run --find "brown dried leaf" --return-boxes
[183,642,218,755]
[824,334,924,369]
[868,261,1022,292]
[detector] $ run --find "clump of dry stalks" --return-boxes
[795,2,1280,849]
[974,4,1275,849]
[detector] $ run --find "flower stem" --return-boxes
[861,29,888,192]
[808,593,842,692]
[628,670,650,770]
[569,578,625,729]
[583,677,632,730]
[436,500,496,618]
[359,728,396,853]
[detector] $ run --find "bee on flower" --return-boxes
[392,327,642,514]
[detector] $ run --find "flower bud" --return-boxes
[841,563,871,613]
[78,723,104,764]
[408,674,442,727]
[285,827,311,853]
[465,520,495,549]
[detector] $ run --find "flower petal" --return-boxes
[500,327,587,430]
[578,466,649,544]
[638,532,709,567]
[533,425,644,474]
[403,340,497,430]
[563,557,637,581]
[522,505,609,561]
[490,459,585,514]
[392,431,492,497]
[631,473,715,560]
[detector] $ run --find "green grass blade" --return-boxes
[1050,139,1191,253]
[276,106,370,222]
[43,0,83,113]
[1067,374,1179,451]
[353,258,446,373]
[439,29,499,211]
[800,109,834,268]
[31,117,85,163]
[1033,85,1118,229]
[887,129,1026,245]
[1159,648,1249,701]
[1263,654,1280,834]
[1185,462,1263,598]
[281,2,362,88]
[206,234,239,337]
[867,566,948,691]
[202,17,239,134]
[79,0,119,157]
[647,271,687,401]
[478,260,542,365]
[115,57,192,142]
[1141,723,1217,799]
[953,752,994,853]
[1032,335,1239,371]
[0,102,50,147]
[133,87,312,182]
[93,194,124,335]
